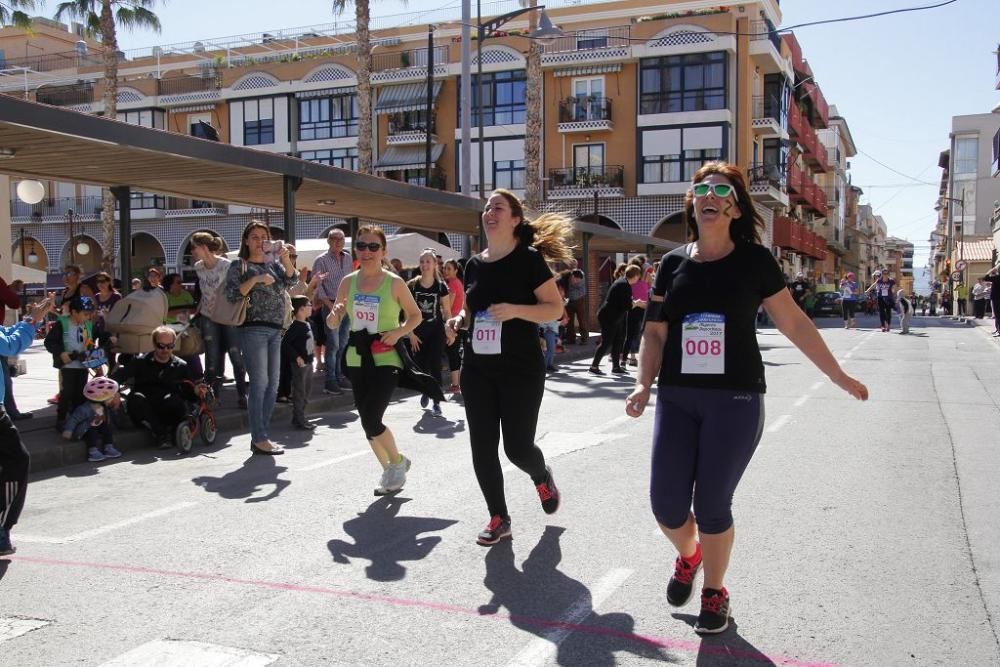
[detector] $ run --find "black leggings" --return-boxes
[650,386,764,534]
[0,410,29,530]
[446,333,463,372]
[412,323,444,398]
[461,358,548,519]
[350,365,399,440]
[592,317,626,369]
[127,392,189,440]
[877,297,893,328]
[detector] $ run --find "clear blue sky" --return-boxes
[111,0,1000,267]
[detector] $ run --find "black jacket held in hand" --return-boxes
[346,329,446,404]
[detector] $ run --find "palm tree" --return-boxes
[53,0,162,273]
[0,1,37,28]
[332,0,374,175]
[523,0,542,209]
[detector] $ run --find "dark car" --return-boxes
[813,291,842,317]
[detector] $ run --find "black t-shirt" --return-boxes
[409,277,450,331]
[598,278,633,325]
[463,243,553,367]
[653,242,786,393]
[983,274,1000,302]
[790,279,809,302]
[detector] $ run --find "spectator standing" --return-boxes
[57,264,93,314]
[313,229,355,395]
[282,295,317,430]
[564,267,589,344]
[92,272,121,372]
[839,273,859,329]
[590,264,642,375]
[983,267,1000,337]
[625,266,652,366]
[44,296,106,431]
[0,295,55,556]
[442,259,465,393]
[929,289,939,316]
[955,281,968,317]
[0,265,26,420]
[972,279,987,319]
[224,222,298,455]
[789,272,810,310]
[145,267,163,291]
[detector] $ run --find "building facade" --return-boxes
[2,0,850,291]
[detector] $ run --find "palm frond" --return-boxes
[331,0,351,17]
[53,0,95,22]
[115,5,161,32]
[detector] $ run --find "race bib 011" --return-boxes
[681,313,725,375]
[472,310,502,355]
[352,294,380,334]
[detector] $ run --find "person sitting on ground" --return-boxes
[62,376,123,462]
[44,296,108,431]
[111,325,208,449]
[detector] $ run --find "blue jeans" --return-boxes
[541,328,557,368]
[240,326,281,444]
[201,318,247,397]
[323,307,351,388]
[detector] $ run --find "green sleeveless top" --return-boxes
[345,270,403,369]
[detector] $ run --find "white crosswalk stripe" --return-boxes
[98,639,278,666]
[0,617,51,643]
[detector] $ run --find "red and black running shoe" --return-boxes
[666,544,703,607]
[476,515,512,546]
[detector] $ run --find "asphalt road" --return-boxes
[2,314,999,667]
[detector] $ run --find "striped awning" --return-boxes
[375,81,442,114]
[295,86,358,100]
[553,63,622,77]
[374,144,444,172]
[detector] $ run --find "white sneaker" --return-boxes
[385,455,411,491]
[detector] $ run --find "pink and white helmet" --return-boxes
[83,377,119,404]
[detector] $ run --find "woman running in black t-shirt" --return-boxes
[407,249,453,416]
[625,162,868,635]
[447,189,573,546]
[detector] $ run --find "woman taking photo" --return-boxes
[407,249,452,416]
[447,189,571,547]
[625,162,868,634]
[191,232,248,408]
[93,272,121,369]
[224,222,297,455]
[442,259,464,393]
[328,226,422,494]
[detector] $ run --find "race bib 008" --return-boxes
[681,313,725,375]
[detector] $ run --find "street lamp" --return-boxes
[472,3,562,200]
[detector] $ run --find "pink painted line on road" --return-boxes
[8,554,840,667]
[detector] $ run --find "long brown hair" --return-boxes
[238,220,271,259]
[682,162,764,245]
[490,188,575,264]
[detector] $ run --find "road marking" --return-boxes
[766,415,791,433]
[0,617,50,643]
[843,351,853,359]
[98,639,278,666]
[505,568,633,667]
[502,432,627,473]
[793,395,810,408]
[810,381,824,392]
[15,502,197,545]
[297,449,369,473]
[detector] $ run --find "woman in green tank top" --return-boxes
[327,225,422,496]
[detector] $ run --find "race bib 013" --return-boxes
[352,294,380,334]
[472,310,502,355]
[681,313,725,375]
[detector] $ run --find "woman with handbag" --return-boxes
[191,232,247,409]
[223,222,298,455]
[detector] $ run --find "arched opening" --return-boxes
[396,227,452,248]
[650,211,687,244]
[11,235,49,276]
[60,235,103,275]
[177,229,229,283]
[574,213,621,231]
[319,222,350,239]
[130,232,165,280]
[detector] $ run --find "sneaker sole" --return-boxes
[476,530,512,546]
[694,614,730,635]
[374,488,402,496]
[0,546,15,556]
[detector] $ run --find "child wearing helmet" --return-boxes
[62,376,122,462]
[43,295,110,431]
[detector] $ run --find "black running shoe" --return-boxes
[666,548,702,607]
[588,366,605,376]
[535,466,561,514]
[611,366,628,374]
[694,587,731,635]
[476,515,512,546]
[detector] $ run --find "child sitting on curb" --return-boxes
[62,376,122,462]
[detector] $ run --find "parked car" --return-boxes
[813,290,843,317]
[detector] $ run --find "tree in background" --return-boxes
[0,1,37,28]
[53,0,162,273]
[523,0,542,209]
[331,0,373,175]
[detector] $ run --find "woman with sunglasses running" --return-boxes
[625,162,868,634]
[328,226,422,495]
[447,189,573,546]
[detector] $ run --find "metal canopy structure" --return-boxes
[571,220,678,255]
[0,96,482,234]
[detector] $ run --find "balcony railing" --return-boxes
[388,116,436,135]
[750,20,781,52]
[558,96,612,123]
[749,163,784,189]
[11,195,104,219]
[751,94,783,122]
[35,83,95,107]
[372,45,448,72]
[156,75,220,96]
[542,25,630,55]
[1,49,104,73]
[548,165,624,190]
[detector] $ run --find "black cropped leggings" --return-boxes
[461,358,548,519]
[350,365,399,440]
[650,386,764,535]
[412,324,444,397]
[877,297,894,328]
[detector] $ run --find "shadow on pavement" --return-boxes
[668,614,776,666]
[0,558,9,581]
[480,527,675,666]
[412,411,466,439]
[191,454,290,503]
[327,497,457,581]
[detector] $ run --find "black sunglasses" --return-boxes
[155,342,175,350]
[355,242,382,252]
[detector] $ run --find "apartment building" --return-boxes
[814,106,856,282]
[884,236,914,295]
[0,0,849,287]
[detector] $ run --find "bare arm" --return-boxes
[625,296,666,418]
[385,276,423,345]
[763,288,868,400]
[325,276,352,329]
[487,277,564,324]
